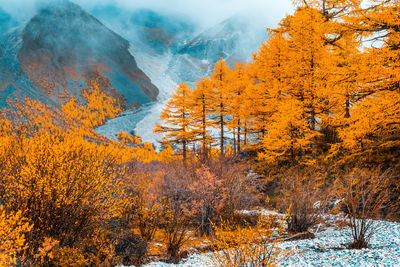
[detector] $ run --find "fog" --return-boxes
[0,0,294,28]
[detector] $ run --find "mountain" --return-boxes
[129,9,196,54]
[90,7,196,55]
[0,1,158,107]
[168,14,267,84]
[91,7,267,85]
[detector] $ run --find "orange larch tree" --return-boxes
[249,30,289,152]
[226,63,251,153]
[256,7,334,164]
[154,83,196,160]
[191,78,214,158]
[209,59,231,155]
[330,0,400,165]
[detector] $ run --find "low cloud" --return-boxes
[0,0,293,28]
[88,0,294,27]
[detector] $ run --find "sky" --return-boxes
[0,0,294,28]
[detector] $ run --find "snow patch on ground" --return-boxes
[95,105,151,141]
[280,221,400,266]
[141,220,400,267]
[237,209,282,217]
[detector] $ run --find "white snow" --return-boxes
[139,219,400,267]
[96,45,178,146]
[279,220,400,266]
[237,209,282,217]
[129,45,178,146]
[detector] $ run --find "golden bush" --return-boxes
[0,206,32,267]
[208,212,292,267]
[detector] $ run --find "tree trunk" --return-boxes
[345,95,351,118]
[220,103,224,154]
[237,119,241,153]
[182,140,187,161]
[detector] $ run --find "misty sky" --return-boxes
[0,0,294,28]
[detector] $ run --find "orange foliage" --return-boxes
[0,77,176,264]
[154,0,399,170]
[0,206,32,267]
[117,130,142,145]
[208,211,291,267]
[2,0,400,264]
[62,79,121,128]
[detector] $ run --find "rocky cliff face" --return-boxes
[0,1,159,107]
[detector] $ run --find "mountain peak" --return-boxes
[0,0,159,106]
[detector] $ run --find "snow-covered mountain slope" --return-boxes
[96,44,178,144]
[0,0,158,107]
[129,47,178,145]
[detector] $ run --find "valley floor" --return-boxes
[141,217,400,267]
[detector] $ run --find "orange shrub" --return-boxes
[208,211,292,267]
[0,206,32,266]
